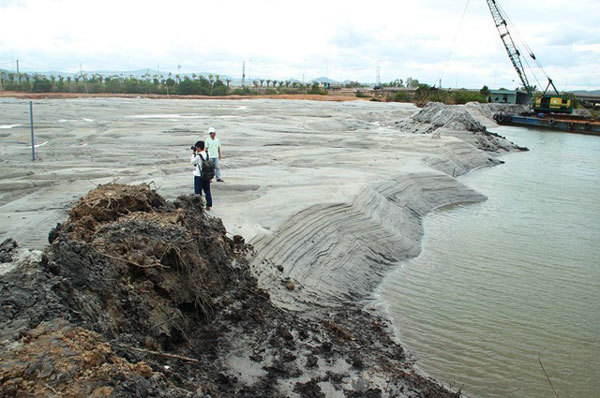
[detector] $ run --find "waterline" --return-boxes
[378,126,600,397]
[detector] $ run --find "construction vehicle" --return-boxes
[486,0,599,134]
[486,0,572,114]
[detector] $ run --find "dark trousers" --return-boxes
[194,176,212,207]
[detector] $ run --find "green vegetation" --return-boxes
[388,91,410,102]
[380,79,404,88]
[480,85,491,97]
[227,80,327,96]
[308,82,328,95]
[386,84,487,105]
[0,72,231,96]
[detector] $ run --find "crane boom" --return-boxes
[486,0,532,95]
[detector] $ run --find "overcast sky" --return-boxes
[1,0,598,90]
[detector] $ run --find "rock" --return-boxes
[285,280,295,291]
[321,341,332,353]
[305,355,318,368]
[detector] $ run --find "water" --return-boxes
[378,127,600,397]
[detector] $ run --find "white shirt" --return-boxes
[191,151,207,176]
[205,137,221,159]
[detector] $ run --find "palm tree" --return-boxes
[209,74,215,96]
[260,79,264,87]
[266,79,271,88]
[226,78,231,87]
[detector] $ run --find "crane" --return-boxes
[486,0,572,114]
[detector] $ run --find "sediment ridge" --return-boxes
[252,173,485,312]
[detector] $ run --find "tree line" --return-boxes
[0,71,328,96]
[0,72,232,95]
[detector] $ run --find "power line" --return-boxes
[439,0,471,87]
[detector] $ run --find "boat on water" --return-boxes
[484,2,599,137]
[494,113,600,136]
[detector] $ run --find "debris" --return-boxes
[286,280,295,290]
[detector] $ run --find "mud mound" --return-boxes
[45,184,241,350]
[395,102,527,153]
[396,102,487,134]
[1,183,461,397]
[62,183,168,241]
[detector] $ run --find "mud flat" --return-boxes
[1,98,524,396]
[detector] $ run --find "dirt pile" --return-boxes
[396,102,488,134]
[1,183,460,397]
[395,102,528,153]
[1,319,172,397]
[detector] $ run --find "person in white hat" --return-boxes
[205,126,223,182]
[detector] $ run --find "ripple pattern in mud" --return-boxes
[251,172,485,311]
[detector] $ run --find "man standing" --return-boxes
[191,140,212,210]
[205,126,223,182]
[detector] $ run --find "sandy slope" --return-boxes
[1,98,518,296]
[1,97,525,396]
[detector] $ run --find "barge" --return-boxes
[494,113,600,136]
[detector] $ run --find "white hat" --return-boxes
[208,127,216,134]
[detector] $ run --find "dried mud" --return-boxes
[1,183,460,397]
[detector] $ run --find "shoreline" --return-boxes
[0,98,524,396]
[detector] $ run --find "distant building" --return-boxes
[488,89,530,105]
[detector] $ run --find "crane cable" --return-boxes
[495,0,551,90]
[438,0,471,87]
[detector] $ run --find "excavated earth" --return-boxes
[1,183,460,397]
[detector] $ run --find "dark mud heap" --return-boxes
[1,184,460,397]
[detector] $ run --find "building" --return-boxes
[488,89,530,105]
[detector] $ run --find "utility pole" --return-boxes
[376,63,381,87]
[30,101,35,161]
[242,61,246,87]
[80,63,88,94]
[16,59,20,84]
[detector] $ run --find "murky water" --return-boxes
[377,126,600,397]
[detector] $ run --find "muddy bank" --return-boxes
[1,183,460,397]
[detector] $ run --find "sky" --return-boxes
[1,0,599,90]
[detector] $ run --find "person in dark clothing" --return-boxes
[190,140,212,210]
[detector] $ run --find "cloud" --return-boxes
[0,0,598,89]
